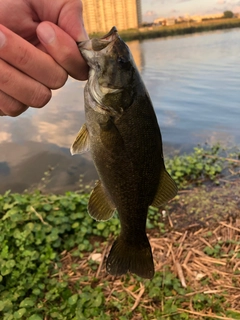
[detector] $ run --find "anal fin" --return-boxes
[70,123,90,155]
[88,181,116,221]
[151,169,178,207]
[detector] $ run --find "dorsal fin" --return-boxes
[151,169,178,207]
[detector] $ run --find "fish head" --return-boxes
[78,27,138,116]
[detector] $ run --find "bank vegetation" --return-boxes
[0,145,240,319]
[90,18,240,42]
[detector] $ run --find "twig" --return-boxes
[168,214,174,228]
[198,257,226,266]
[175,261,187,288]
[176,231,188,259]
[194,228,203,235]
[131,283,145,311]
[219,221,240,233]
[204,290,224,294]
[205,154,240,164]
[177,308,236,320]
[183,251,192,265]
[199,237,214,249]
[122,286,138,300]
[233,261,240,272]
[30,206,49,225]
[96,244,108,278]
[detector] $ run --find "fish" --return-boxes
[71,26,178,279]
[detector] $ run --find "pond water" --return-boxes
[0,28,240,193]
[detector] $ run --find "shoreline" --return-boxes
[89,18,240,42]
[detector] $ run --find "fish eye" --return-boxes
[118,56,127,64]
[118,56,131,68]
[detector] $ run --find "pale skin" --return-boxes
[0,0,89,117]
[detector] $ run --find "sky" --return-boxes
[142,0,240,22]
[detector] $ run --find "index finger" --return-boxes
[0,24,67,89]
[30,0,88,42]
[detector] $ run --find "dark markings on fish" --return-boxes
[71,26,178,279]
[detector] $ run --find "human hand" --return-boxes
[0,0,88,116]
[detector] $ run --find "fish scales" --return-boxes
[71,26,178,279]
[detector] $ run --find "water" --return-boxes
[141,29,240,146]
[1,28,240,193]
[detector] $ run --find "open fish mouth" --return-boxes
[77,26,119,52]
[100,26,118,41]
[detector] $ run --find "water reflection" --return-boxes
[128,40,144,71]
[1,30,240,193]
[0,79,86,147]
[0,141,97,194]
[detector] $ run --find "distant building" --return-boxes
[203,13,223,20]
[166,18,176,26]
[81,0,142,34]
[191,15,202,22]
[153,17,165,25]
[153,17,176,26]
[176,16,188,23]
[154,12,225,26]
[191,13,223,22]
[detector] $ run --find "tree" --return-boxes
[223,10,234,19]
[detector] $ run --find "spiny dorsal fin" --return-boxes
[70,123,90,155]
[88,181,116,221]
[151,169,178,207]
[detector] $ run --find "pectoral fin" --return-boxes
[70,123,90,155]
[88,181,116,221]
[151,169,178,207]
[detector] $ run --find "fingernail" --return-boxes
[37,24,55,44]
[77,25,89,42]
[0,30,6,48]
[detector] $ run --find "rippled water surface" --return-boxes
[1,29,240,192]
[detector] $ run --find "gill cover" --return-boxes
[78,27,125,116]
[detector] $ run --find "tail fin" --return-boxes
[106,235,154,279]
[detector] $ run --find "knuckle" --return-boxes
[73,64,89,81]
[55,50,86,81]
[50,68,68,89]
[0,66,12,87]
[15,46,30,67]
[9,106,27,117]
[30,86,52,108]
[0,92,27,117]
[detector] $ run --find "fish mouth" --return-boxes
[100,26,118,41]
[77,26,118,52]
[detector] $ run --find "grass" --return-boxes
[0,144,240,319]
[89,18,240,42]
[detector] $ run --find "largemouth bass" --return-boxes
[71,26,177,279]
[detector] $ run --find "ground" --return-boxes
[58,182,240,319]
